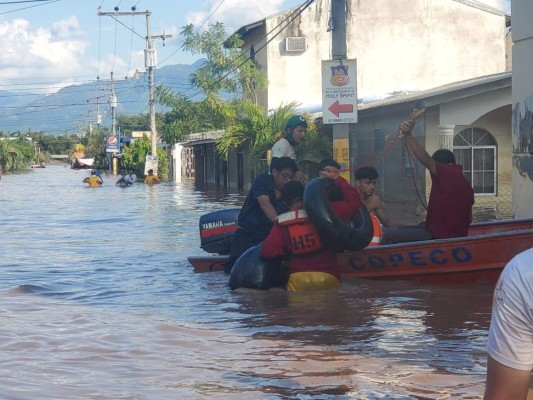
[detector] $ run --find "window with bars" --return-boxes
[453,128,497,195]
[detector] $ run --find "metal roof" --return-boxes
[358,72,511,112]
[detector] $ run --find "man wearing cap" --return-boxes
[271,115,308,184]
[225,157,299,274]
[83,170,103,188]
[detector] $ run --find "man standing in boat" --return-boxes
[383,112,474,243]
[225,157,299,274]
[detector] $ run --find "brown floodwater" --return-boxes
[0,165,495,399]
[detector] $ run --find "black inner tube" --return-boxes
[303,177,373,251]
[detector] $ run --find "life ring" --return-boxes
[367,214,383,247]
[303,177,373,251]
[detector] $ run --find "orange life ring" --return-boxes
[367,214,383,247]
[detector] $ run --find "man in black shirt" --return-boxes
[225,157,299,273]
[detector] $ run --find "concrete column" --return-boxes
[438,125,455,150]
[511,0,533,218]
[173,143,183,183]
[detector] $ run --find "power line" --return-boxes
[0,0,59,15]
[158,0,227,67]
[0,0,54,4]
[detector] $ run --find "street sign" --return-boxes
[144,155,158,175]
[322,59,358,124]
[106,135,119,153]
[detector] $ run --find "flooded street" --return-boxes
[0,166,494,399]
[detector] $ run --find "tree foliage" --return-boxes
[0,138,33,172]
[121,134,169,179]
[180,22,267,103]
[117,114,151,133]
[215,101,298,167]
[152,21,268,146]
[155,86,238,145]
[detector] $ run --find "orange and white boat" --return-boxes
[188,217,533,285]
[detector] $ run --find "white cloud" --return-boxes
[51,15,83,39]
[0,17,89,91]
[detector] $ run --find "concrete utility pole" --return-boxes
[330,0,351,180]
[97,9,171,157]
[110,72,117,136]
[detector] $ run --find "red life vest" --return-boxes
[278,209,323,255]
[367,214,383,247]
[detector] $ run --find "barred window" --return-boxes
[453,128,497,195]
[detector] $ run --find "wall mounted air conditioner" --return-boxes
[285,37,307,52]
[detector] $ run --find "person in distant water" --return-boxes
[93,168,103,182]
[271,115,308,184]
[262,162,362,291]
[83,170,103,188]
[225,157,299,274]
[125,169,137,184]
[484,247,533,400]
[144,169,160,184]
[355,166,402,228]
[381,112,475,244]
[116,168,129,187]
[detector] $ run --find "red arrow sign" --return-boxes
[328,100,354,117]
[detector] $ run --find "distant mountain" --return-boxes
[0,60,205,135]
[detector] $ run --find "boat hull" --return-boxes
[187,218,533,284]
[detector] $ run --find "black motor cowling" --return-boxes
[199,208,240,254]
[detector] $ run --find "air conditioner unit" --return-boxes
[285,37,307,52]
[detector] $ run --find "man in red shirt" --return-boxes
[382,116,474,244]
[261,160,362,291]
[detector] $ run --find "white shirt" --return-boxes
[271,137,296,160]
[124,173,137,184]
[487,247,533,370]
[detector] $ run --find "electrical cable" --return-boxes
[0,0,59,15]
[126,14,135,78]
[158,0,227,66]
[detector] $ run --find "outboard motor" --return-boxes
[199,208,240,254]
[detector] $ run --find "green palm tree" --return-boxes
[216,101,299,170]
[0,139,23,172]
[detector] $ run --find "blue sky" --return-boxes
[0,0,510,94]
[0,0,303,93]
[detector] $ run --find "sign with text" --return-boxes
[322,59,358,124]
[144,155,158,175]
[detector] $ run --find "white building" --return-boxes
[234,0,510,112]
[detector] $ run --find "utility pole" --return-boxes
[331,0,351,180]
[110,72,117,136]
[97,8,171,157]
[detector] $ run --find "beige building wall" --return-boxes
[505,30,513,71]
[258,0,507,111]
